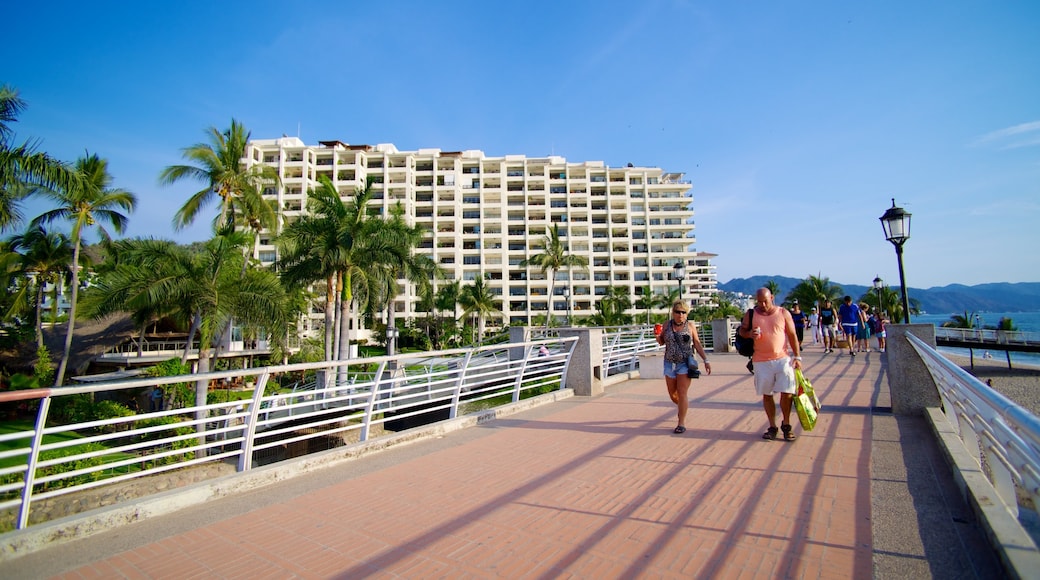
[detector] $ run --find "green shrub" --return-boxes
[49,394,95,424]
[145,359,193,409]
[93,400,134,421]
[132,415,196,466]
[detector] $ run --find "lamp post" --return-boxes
[386,327,399,357]
[873,276,884,318]
[563,286,571,326]
[672,261,686,303]
[880,199,912,324]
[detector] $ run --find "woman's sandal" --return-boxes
[781,424,796,441]
[673,425,686,434]
[762,426,778,440]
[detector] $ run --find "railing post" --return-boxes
[711,318,736,353]
[885,324,941,415]
[17,397,51,530]
[238,370,271,472]
[559,328,603,396]
[509,326,533,360]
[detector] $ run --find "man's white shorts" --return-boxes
[753,357,797,396]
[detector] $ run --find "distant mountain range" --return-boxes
[718,276,1040,314]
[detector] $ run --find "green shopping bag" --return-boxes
[794,369,820,431]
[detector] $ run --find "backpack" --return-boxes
[867,315,880,334]
[734,309,755,357]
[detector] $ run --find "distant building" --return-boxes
[245,137,717,336]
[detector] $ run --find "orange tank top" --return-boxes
[752,307,790,362]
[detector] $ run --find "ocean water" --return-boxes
[911,311,1040,333]
[909,311,1040,367]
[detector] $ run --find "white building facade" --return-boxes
[245,136,716,335]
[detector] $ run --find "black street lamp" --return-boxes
[672,261,686,303]
[563,286,571,326]
[873,275,884,318]
[879,199,912,323]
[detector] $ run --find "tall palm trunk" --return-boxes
[34,282,45,349]
[54,241,81,386]
[324,274,335,360]
[333,271,344,360]
[181,312,201,363]
[336,293,352,386]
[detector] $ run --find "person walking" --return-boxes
[655,300,711,434]
[874,313,887,352]
[819,300,837,353]
[736,288,802,442]
[856,303,872,352]
[809,306,821,345]
[838,296,861,356]
[790,303,807,350]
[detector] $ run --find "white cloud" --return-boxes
[971,121,1040,148]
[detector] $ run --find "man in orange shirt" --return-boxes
[737,288,803,441]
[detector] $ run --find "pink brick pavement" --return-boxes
[49,349,882,579]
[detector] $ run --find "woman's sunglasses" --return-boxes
[673,310,687,314]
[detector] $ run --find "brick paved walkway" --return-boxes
[10,347,995,578]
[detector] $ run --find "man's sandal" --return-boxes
[781,424,796,441]
[673,425,686,434]
[762,426,778,440]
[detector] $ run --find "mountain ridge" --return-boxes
[718,276,1040,313]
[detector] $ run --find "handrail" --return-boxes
[934,327,1040,346]
[0,336,577,531]
[905,332,1040,521]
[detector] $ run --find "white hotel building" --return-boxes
[245,136,716,335]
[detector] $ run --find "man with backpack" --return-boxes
[736,288,803,442]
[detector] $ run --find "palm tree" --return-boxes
[277,176,399,361]
[371,203,441,354]
[7,225,73,348]
[787,274,843,313]
[433,280,461,348]
[88,231,288,409]
[234,184,277,265]
[595,286,632,326]
[458,276,500,344]
[635,286,655,325]
[32,153,136,385]
[942,311,977,329]
[764,280,781,298]
[0,84,79,232]
[159,119,277,232]
[997,317,1018,331]
[519,224,588,328]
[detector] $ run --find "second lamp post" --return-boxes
[672,261,686,303]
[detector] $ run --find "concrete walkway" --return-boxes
[5,346,1003,578]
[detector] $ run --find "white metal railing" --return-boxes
[906,332,1040,520]
[935,327,1040,346]
[601,326,662,376]
[0,336,576,531]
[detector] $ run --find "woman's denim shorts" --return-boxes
[663,358,697,379]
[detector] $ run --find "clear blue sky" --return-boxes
[6,0,1039,289]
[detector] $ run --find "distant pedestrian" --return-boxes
[736,288,802,442]
[838,296,861,356]
[820,300,838,353]
[809,307,821,345]
[872,313,887,352]
[150,387,164,412]
[856,304,872,352]
[790,303,807,349]
[655,300,711,434]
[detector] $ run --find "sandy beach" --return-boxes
[942,353,1040,417]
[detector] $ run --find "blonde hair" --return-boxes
[671,300,688,312]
